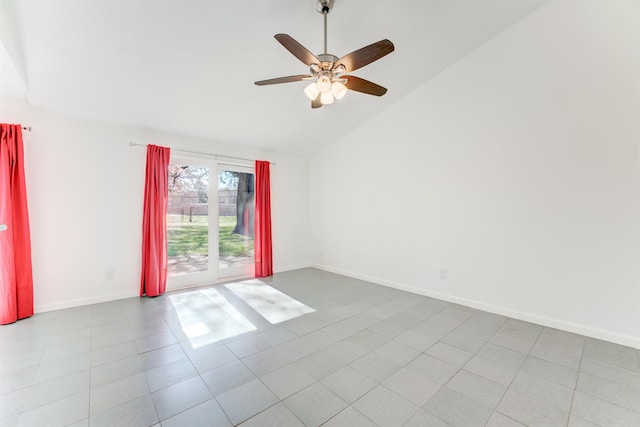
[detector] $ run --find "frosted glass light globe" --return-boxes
[320,91,334,104]
[317,75,332,93]
[331,82,347,100]
[304,83,320,100]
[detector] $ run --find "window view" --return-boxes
[167,165,210,276]
[218,169,255,273]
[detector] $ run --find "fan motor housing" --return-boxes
[318,53,339,71]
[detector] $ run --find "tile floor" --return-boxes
[1,268,639,427]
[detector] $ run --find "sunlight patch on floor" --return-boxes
[225,280,315,324]
[169,288,256,348]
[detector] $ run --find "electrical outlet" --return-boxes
[106,269,114,280]
[440,269,447,280]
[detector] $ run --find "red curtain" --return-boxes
[140,144,170,297]
[0,124,33,324]
[254,160,273,277]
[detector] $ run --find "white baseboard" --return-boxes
[35,290,139,313]
[312,263,640,350]
[275,262,312,273]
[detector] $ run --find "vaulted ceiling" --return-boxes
[0,0,548,155]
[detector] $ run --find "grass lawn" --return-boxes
[167,215,253,258]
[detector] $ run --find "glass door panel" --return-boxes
[167,159,216,290]
[218,166,255,278]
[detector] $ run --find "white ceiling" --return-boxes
[0,0,548,155]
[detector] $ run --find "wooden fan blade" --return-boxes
[311,94,322,109]
[255,75,312,85]
[274,34,321,66]
[336,39,394,73]
[343,75,388,96]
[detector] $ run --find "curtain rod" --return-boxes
[129,142,276,165]
[22,126,32,131]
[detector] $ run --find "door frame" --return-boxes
[166,157,256,291]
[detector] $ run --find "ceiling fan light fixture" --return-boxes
[331,81,347,100]
[320,91,334,104]
[304,82,320,100]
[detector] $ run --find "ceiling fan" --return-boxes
[255,0,394,109]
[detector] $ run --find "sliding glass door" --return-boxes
[166,158,254,290]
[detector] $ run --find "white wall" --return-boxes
[310,0,640,348]
[0,97,310,312]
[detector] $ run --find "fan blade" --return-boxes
[311,95,322,109]
[274,34,320,66]
[255,75,312,86]
[335,39,394,73]
[343,75,388,96]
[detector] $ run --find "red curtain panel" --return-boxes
[0,124,33,324]
[254,160,273,277]
[140,144,170,297]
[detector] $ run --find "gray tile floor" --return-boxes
[1,268,639,427]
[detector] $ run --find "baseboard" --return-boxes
[35,289,140,313]
[312,263,640,350]
[275,262,312,273]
